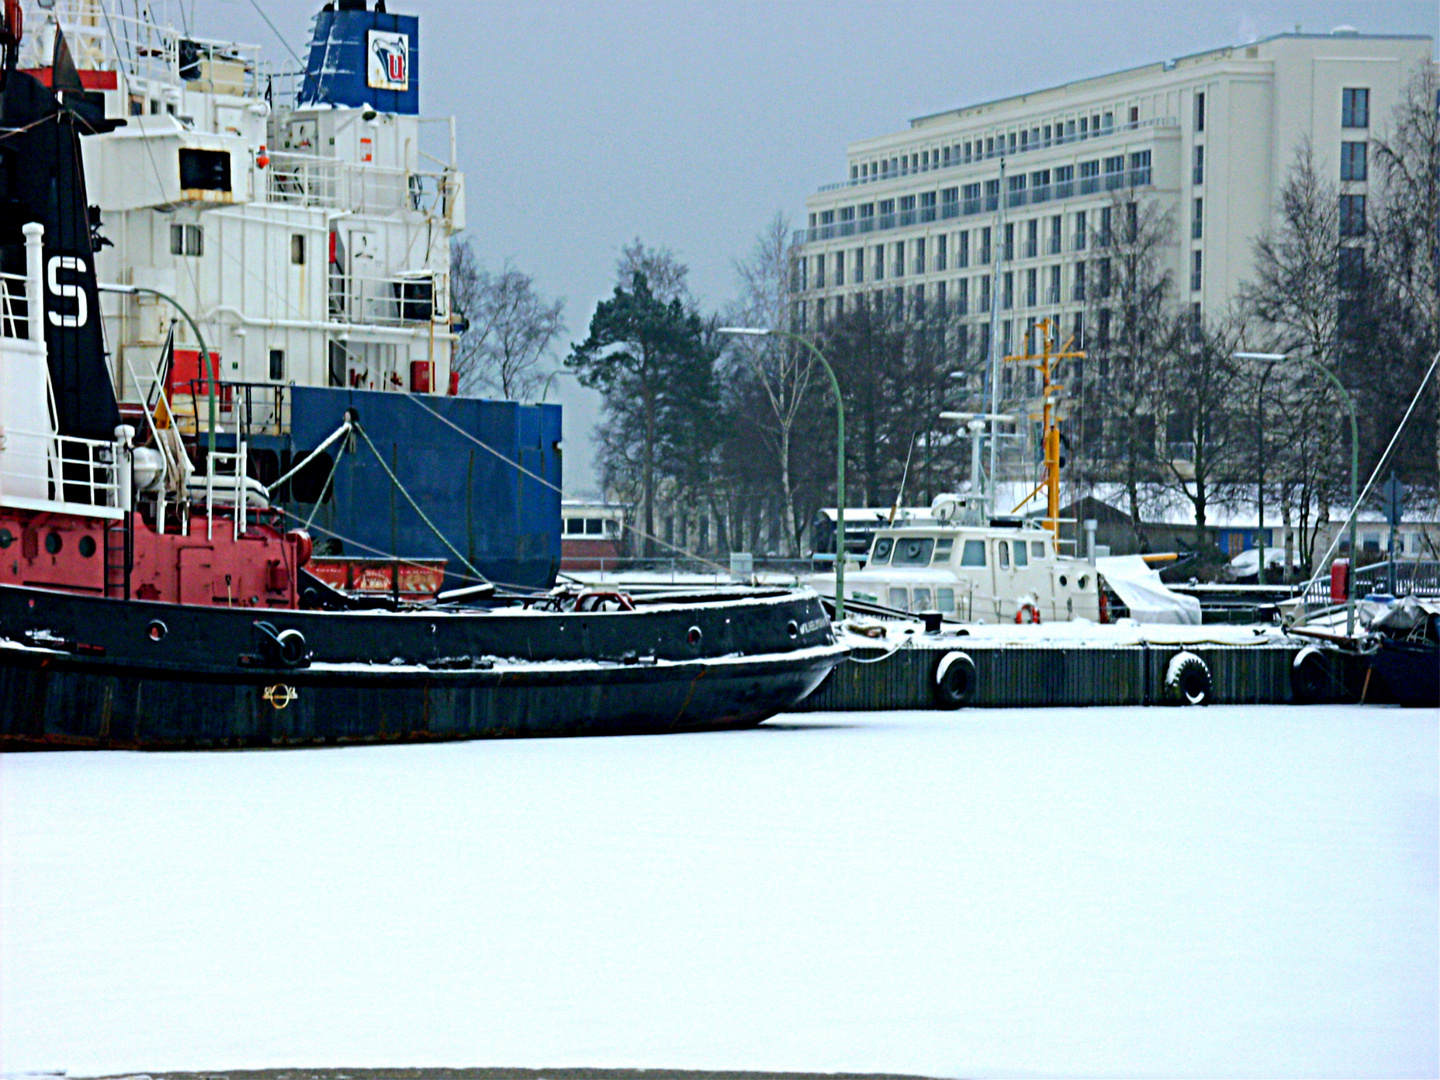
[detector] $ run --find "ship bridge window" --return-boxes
[888,587,908,610]
[1031,540,1047,560]
[892,537,934,566]
[913,588,932,610]
[936,587,955,612]
[960,539,986,567]
[999,542,1010,569]
[179,148,232,192]
[932,537,954,564]
[1013,540,1029,567]
[870,537,893,565]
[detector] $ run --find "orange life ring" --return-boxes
[1014,602,1040,625]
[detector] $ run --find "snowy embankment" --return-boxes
[2,706,1435,1078]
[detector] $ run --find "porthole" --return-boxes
[1058,574,1068,587]
[44,532,62,555]
[686,626,703,647]
[147,620,167,642]
[78,535,97,558]
[0,528,11,549]
[1078,574,1089,589]
[786,620,799,639]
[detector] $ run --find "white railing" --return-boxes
[0,271,32,340]
[0,429,124,519]
[267,152,458,220]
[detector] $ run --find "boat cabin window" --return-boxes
[936,587,955,612]
[1031,540,1047,560]
[892,537,934,567]
[870,537,894,565]
[999,541,1011,569]
[932,537,954,565]
[960,539,986,567]
[888,587,908,609]
[1013,541,1028,567]
[913,588,932,610]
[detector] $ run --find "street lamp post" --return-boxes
[719,326,846,621]
[1235,351,1360,635]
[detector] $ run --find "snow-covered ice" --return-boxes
[2,705,1435,1078]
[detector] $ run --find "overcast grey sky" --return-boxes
[201,0,1435,494]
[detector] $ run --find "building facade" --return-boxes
[795,30,1433,366]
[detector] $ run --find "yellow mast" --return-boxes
[1005,318,1084,538]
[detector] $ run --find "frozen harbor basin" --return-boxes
[2,705,1435,1078]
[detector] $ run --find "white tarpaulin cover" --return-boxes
[1096,554,1202,624]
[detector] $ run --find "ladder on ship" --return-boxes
[103,516,131,600]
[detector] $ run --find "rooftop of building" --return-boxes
[908,29,1434,129]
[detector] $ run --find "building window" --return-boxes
[268,348,285,381]
[169,223,204,257]
[834,250,845,287]
[1098,258,1111,297]
[1049,215,1062,254]
[935,280,946,315]
[957,277,969,315]
[814,254,826,289]
[1025,267,1037,307]
[874,246,885,281]
[1192,197,1203,240]
[1191,249,1203,291]
[1192,145,1204,185]
[1340,141,1367,181]
[1079,159,1100,194]
[1074,210,1086,250]
[979,227,992,265]
[957,230,969,268]
[1194,91,1205,132]
[1003,271,1014,310]
[1073,260,1086,301]
[979,276,991,313]
[893,241,905,278]
[854,247,865,284]
[1003,223,1015,261]
[1339,194,1367,237]
[1048,265,1061,304]
[1338,246,1366,289]
[1025,219,1038,258]
[1342,87,1370,128]
[1103,155,1125,190]
[1099,206,1112,247]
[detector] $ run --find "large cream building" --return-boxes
[795,30,1434,368]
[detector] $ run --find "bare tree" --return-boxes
[725,212,814,555]
[1079,194,1178,548]
[1364,65,1440,490]
[1156,308,1249,550]
[449,239,565,400]
[1241,142,1348,569]
[617,238,692,306]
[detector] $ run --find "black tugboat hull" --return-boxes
[0,585,846,749]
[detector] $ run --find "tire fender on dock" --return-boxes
[933,650,976,710]
[1164,650,1211,706]
[1290,645,1331,703]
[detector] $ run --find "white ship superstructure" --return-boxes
[18,0,465,434]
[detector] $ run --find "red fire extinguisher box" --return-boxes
[410,360,432,393]
[1330,558,1349,602]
